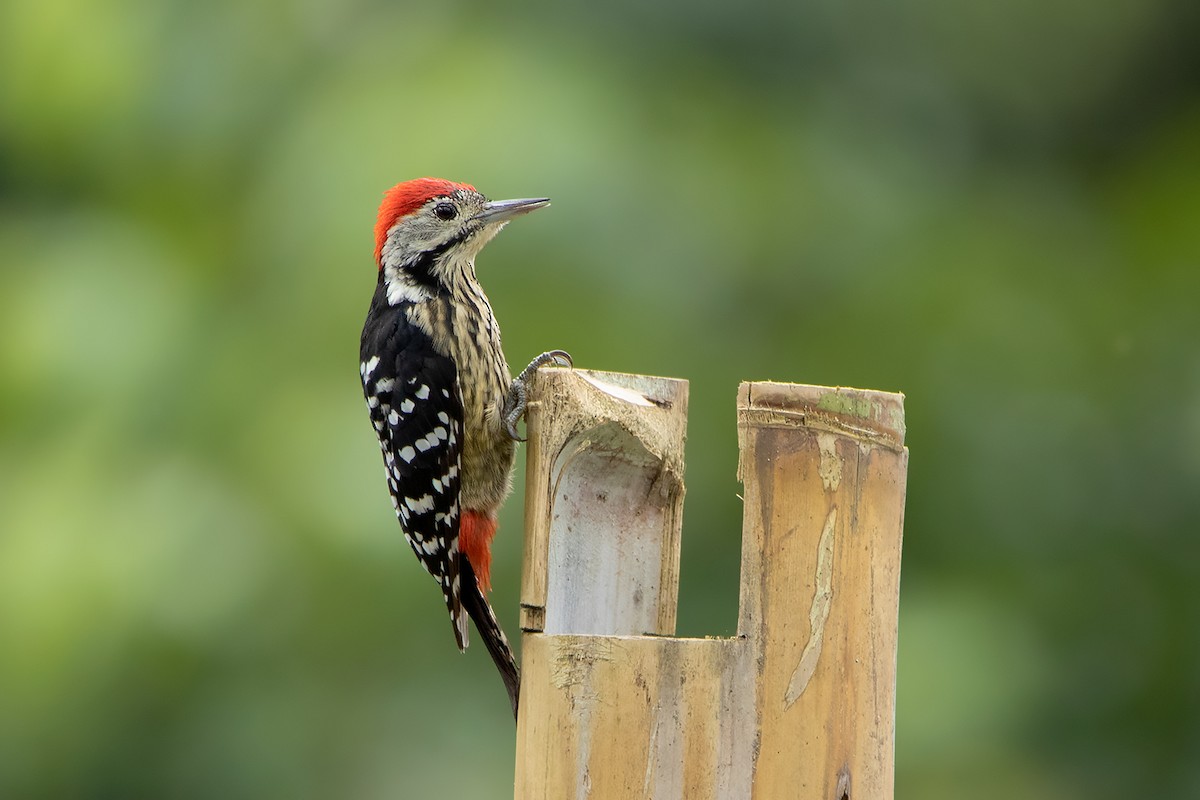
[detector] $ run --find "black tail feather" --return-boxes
[460,558,521,721]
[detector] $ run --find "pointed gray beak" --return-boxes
[474,197,550,226]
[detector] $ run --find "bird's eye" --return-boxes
[433,203,458,221]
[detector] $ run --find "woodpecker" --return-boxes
[359,177,569,719]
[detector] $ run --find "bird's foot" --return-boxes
[504,350,573,441]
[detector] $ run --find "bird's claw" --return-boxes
[514,349,572,385]
[504,380,528,442]
[505,350,573,441]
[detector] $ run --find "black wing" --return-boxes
[361,289,468,649]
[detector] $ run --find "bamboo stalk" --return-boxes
[515,374,907,800]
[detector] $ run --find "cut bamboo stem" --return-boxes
[515,371,907,800]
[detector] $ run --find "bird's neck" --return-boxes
[382,249,479,307]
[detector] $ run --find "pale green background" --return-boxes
[2,1,1198,797]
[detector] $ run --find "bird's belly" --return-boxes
[456,339,515,512]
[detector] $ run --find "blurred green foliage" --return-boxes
[2,0,1199,797]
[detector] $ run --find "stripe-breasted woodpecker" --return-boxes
[359,177,569,719]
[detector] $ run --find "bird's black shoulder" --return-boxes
[360,281,461,475]
[361,280,425,362]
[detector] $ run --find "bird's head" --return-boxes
[374,178,549,302]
